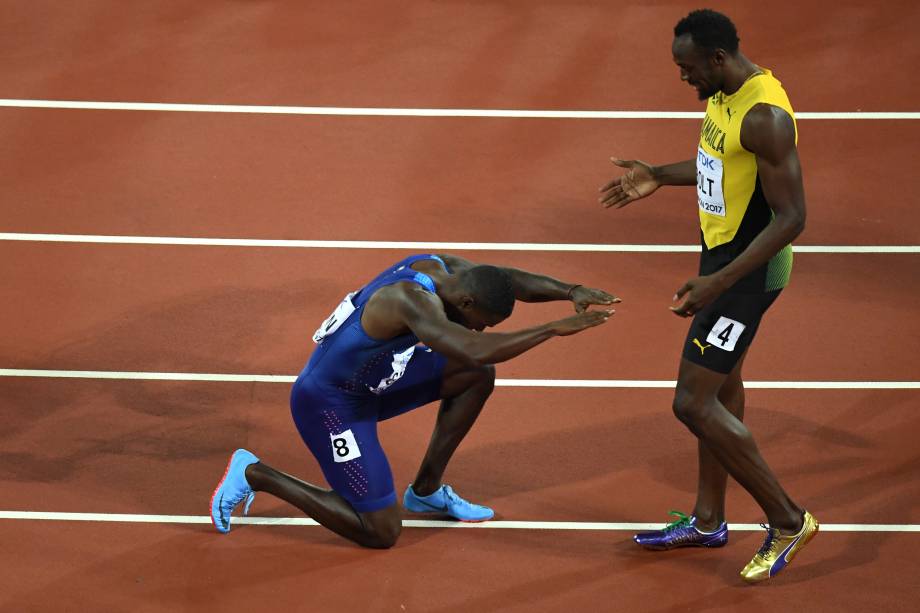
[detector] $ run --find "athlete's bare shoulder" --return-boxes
[741,103,796,160]
[362,280,443,339]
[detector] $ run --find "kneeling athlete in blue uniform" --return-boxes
[210,253,617,548]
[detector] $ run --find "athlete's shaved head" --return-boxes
[459,265,515,319]
[674,9,739,56]
[672,9,742,100]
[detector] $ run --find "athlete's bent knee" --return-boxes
[477,364,496,389]
[358,514,402,549]
[672,387,710,430]
[363,526,401,549]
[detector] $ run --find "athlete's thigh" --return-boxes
[290,377,398,512]
[681,290,781,375]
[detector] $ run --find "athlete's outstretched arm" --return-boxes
[670,104,806,317]
[399,288,612,368]
[438,253,619,312]
[599,157,696,209]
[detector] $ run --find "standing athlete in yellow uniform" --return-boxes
[599,9,818,582]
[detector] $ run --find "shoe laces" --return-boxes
[227,487,254,509]
[441,485,466,508]
[664,510,693,532]
[756,524,780,558]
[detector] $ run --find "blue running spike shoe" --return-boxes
[633,510,728,550]
[403,484,494,522]
[210,449,259,533]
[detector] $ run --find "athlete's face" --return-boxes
[672,34,724,100]
[446,299,506,332]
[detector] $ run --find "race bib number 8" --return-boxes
[330,429,362,463]
[313,291,358,344]
[697,146,726,217]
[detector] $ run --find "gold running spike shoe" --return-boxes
[740,510,819,583]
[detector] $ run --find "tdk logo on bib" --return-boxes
[697,147,726,217]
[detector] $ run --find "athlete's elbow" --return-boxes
[790,210,806,238]
[778,208,805,240]
[462,352,488,369]
[451,346,486,369]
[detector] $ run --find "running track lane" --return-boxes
[2,0,918,111]
[2,244,917,381]
[3,1,919,610]
[1,383,918,611]
[2,110,919,246]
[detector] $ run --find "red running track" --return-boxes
[1,1,919,612]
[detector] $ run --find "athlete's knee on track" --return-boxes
[358,507,402,549]
[361,525,401,549]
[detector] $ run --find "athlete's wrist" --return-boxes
[709,270,735,292]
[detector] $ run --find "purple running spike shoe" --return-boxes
[633,510,728,550]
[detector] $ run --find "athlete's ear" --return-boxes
[459,295,475,310]
[711,48,726,67]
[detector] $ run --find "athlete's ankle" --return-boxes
[244,462,265,490]
[769,509,805,535]
[691,510,724,532]
[409,481,440,497]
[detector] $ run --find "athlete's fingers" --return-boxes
[610,157,633,169]
[591,291,618,304]
[599,184,626,204]
[599,177,622,192]
[603,193,633,208]
[599,190,619,205]
[574,301,586,313]
[669,301,693,317]
[587,309,615,325]
[603,182,626,197]
[580,309,613,326]
[600,190,625,205]
[673,282,692,301]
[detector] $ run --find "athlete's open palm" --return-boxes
[599,157,660,209]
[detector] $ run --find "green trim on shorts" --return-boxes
[765,244,793,291]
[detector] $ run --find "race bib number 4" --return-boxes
[313,291,358,344]
[706,316,746,352]
[696,146,726,217]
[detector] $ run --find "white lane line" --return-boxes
[1,233,918,254]
[2,369,918,389]
[0,511,917,532]
[1,99,918,120]
[0,369,296,383]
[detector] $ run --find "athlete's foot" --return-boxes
[770,510,807,536]
[210,449,259,533]
[634,510,728,550]
[740,510,819,582]
[403,484,494,522]
[407,480,439,498]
